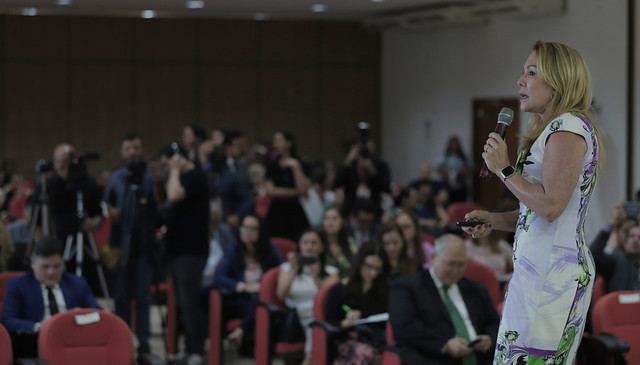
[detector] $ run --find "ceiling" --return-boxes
[0,0,565,28]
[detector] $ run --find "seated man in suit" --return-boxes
[1,236,100,357]
[389,234,500,365]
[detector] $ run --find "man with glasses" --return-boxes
[389,234,499,365]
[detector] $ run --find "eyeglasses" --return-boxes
[240,226,259,232]
[363,262,383,273]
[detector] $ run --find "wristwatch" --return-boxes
[499,166,516,182]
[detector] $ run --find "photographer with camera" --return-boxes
[157,143,209,365]
[35,143,103,253]
[103,133,158,355]
[334,123,391,219]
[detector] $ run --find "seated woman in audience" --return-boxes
[412,179,448,236]
[277,228,339,365]
[466,230,514,283]
[212,213,283,352]
[325,242,390,365]
[394,211,433,269]
[379,221,417,279]
[321,206,358,279]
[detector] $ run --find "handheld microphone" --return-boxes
[479,107,514,180]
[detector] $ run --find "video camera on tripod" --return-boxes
[357,121,371,159]
[68,151,100,181]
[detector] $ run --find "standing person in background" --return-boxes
[182,123,207,166]
[436,136,472,203]
[103,133,158,355]
[265,131,311,241]
[158,144,209,365]
[334,132,391,220]
[463,41,604,364]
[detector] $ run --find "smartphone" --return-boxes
[456,220,484,227]
[467,338,482,347]
[297,254,319,265]
[623,201,640,218]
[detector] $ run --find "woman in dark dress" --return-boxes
[265,131,311,240]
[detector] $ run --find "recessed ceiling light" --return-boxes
[311,4,327,13]
[253,13,269,21]
[185,0,205,9]
[22,8,38,16]
[141,10,155,19]
[371,0,385,2]
[56,0,72,5]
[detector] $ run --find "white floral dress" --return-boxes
[493,113,599,365]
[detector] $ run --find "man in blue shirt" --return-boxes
[103,133,158,355]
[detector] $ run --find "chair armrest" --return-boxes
[578,333,630,365]
[257,300,287,315]
[209,284,234,297]
[310,320,341,336]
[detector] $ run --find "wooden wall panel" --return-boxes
[3,63,69,179]
[320,66,380,164]
[260,66,319,161]
[135,18,197,61]
[320,22,379,64]
[70,17,134,60]
[136,64,197,156]
[0,15,380,178]
[199,19,259,63]
[261,21,321,63]
[69,64,134,172]
[3,16,69,60]
[199,65,259,141]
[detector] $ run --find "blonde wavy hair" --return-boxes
[519,41,606,167]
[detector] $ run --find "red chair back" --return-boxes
[255,267,305,365]
[311,282,337,365]
[383,322,401,365]
[0,323,12,365]
[463,260,501,307]
[590,276,607,307]
[270,237,298,261]
[446,202,483,224]
[592,291,640,365]
[0,271,24,314]
[38,308,134,365]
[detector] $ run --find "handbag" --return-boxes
[277,306,306,343]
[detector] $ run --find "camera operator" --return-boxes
[334,123,391,219]
[157,143,209,365]
[103,133,157,355]
[35,143,103,251]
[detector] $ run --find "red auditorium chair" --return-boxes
[590,275,607,307]
[0,271,24,313]
[446,202,483,225]
[589,291,640,364]
[0,323,12,365]
[270,236,298,260]
[382,322,401,365]
[38,308,135,365]
[255,267,306,365]
[309,282,338,365]
[208,287,243,365]
[463,260,501,307]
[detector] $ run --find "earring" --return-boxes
[550,91,555,100]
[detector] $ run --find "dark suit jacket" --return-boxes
[1,272,100,333]
[389,270,500,365]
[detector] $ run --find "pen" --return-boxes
[341,304,351,312]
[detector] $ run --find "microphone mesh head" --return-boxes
[498,107,514,126]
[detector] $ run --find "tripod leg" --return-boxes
[76,231,83,276]
[63,234,75,262]
[86,232,111,302]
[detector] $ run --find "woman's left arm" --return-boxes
[497,131,586,222]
